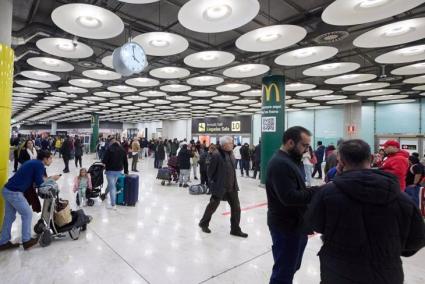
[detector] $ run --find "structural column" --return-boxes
[0,0,14,228]
[90,113,99,153]
[260,75,286,184]
[51,121,57,135]
[343,102,362,140]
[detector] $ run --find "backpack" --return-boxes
[189,184,208,195]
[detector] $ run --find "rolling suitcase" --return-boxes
[116,175,126,205]
[124,174,139,206]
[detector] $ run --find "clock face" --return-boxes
[120,42,147,74]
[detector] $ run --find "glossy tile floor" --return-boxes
[1,154,424,284]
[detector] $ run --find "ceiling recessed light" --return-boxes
[383,25,412,37]
[163,67,177,74]
[257,33,281,43]
[359,0,389,9]
[401,46,425,56]
[57,42,75,51]
[203,4,232,21]
[76,16,102,29]
[293,48,315,58]
[149,39,170,47]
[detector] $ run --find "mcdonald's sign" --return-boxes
[262,83,281,102]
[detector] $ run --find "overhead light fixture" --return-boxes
[149,39,170,47]
[292,48,315,58]
[320,63,339,70]
[198,76,212,81]
[94,70,110,75]
[163,67,178,74]
[227,83,240,88]
[238,65,255,72]
[340,74,360,79]
[57,41,75,51]
[257,33,281,43]
[76,16,102,29]
[200,52,218,61]
[384,25,412,37]
[400,46,425,56]
[43,58,60,66]
[203,4,232,21]
[359,0,388,9]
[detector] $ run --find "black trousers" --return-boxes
[75,156,82,168]
[132,154,138,171]
[63,156,69,172]
[199,191,241,232]
[312,163,322,178]
[253,163,260,179]
[13,149,19,171]
[240,160,250,176]
[200,170,208,186]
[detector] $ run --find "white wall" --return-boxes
[252,114,261,145]
[162,119,192,140]
[137,121,163,140]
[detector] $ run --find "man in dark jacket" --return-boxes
[199,136,248,238]
[312,141,325,179]
[306,139,425,284]
[74,135,83,168]
[170,138,179,157]
[266,126,318,284]
[11,134,22,172]
[101,137,129,210]
[240,143,251,177]
[156,140,166,168]
[60,136,73,173]
[177,143,192,187]
[253,141,261,179]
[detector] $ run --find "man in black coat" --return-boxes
[199,136,248,238]
[306,139,425,284]
[60,136,73,173]
[253,141,261,179]
[266,126,318,284]
[74,135,84,168]
[312,141,325,179]
[239,143,251,177]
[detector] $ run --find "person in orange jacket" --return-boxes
[380,140,409,191]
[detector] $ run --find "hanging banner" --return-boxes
[260,75,286,184]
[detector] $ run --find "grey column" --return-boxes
[0,0,13,45]
[343,102,362,140]
[51,122,57,135]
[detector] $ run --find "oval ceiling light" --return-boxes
[51,92,78,98]
[13,87,43,94]
[375,44,425,64]
[236,25,307,52]
[184,51,235,68]
[312,95,347,101]
[306,106,332,110]
[101,55,113,69]
[94,91,120,98]
[391,62,425,75]
[160,84,191,92]
[20,70,61,82]
[167,95,192,102]
[188,90,217,97]
[13,93,38,98]
[303,62,360,76]
[275,46,337,66]
[353,17,425,48]
[149,99,172,105]
[187,76,224,86]
[139,90,166,97]
[293,102,321,108]
[107,85,138,93]
[125,77,160,87]
[403,75,425,84]
[212,95,239,101]
[178,0,260,33]
[325,73,377,85]
[51,3,124,39]
[233,99,258,105]
[367,94,408,101]
[15,80,51,88]
[296,89,334,97]
[378,99,417,104]
[326,99,360,105]
[322,0,425,26]
[133,32,189,56]
[241,90,262,97]
[210,102,232,108]
[216,83,251,92]
[286,82,316,92]
[82,69,122,80]
[69,78,102,88]
[223,64,270,78]
[58,86,88,93]
[27,57,74,72]
[356,88,400,96]
[123,95,148,101]
[36,38,94,59]
[149,67,190,79]
[342,82,390,91]
[412,85,425,91]
[118,0,160,3]
[191,99,213,105]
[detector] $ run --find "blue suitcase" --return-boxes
[116,175,126,205]
[124,174,139,206]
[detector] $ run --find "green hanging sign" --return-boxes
[90,113,99,153]
[260,75,286,185]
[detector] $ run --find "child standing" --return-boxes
[73,168,92,207]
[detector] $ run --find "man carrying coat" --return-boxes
[199,136,248,238]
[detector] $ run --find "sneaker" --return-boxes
[0,241,20,251]
[23,237,39,250]
[199,224,211,234]
[230,230,248,238]
[112,206,117,211]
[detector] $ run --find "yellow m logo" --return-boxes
[262,83,280,102]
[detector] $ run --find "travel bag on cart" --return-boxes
[189,184,208,195]
[157,168,171,180]
[123,174,139,206]
[116,175,126,206]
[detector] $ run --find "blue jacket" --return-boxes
[315,145,325,163]
[5,159,45,193]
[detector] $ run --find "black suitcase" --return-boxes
[124,174,139,206]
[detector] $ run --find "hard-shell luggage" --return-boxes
[116,175,126,205]
[124,174,139,206]
[157,168,171,180]
[189,184,208,195]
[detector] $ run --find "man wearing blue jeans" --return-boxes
[0,151,60,251]
[102,138,129,210]
[265,126,318,284]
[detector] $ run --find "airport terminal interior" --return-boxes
[1,0,425,283]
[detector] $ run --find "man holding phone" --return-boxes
[0,150,61,251]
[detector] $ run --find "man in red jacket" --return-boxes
[380,140,409,191]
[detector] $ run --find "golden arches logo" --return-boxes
[262,83,280,102]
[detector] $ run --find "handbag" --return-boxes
[54,199,72,227]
